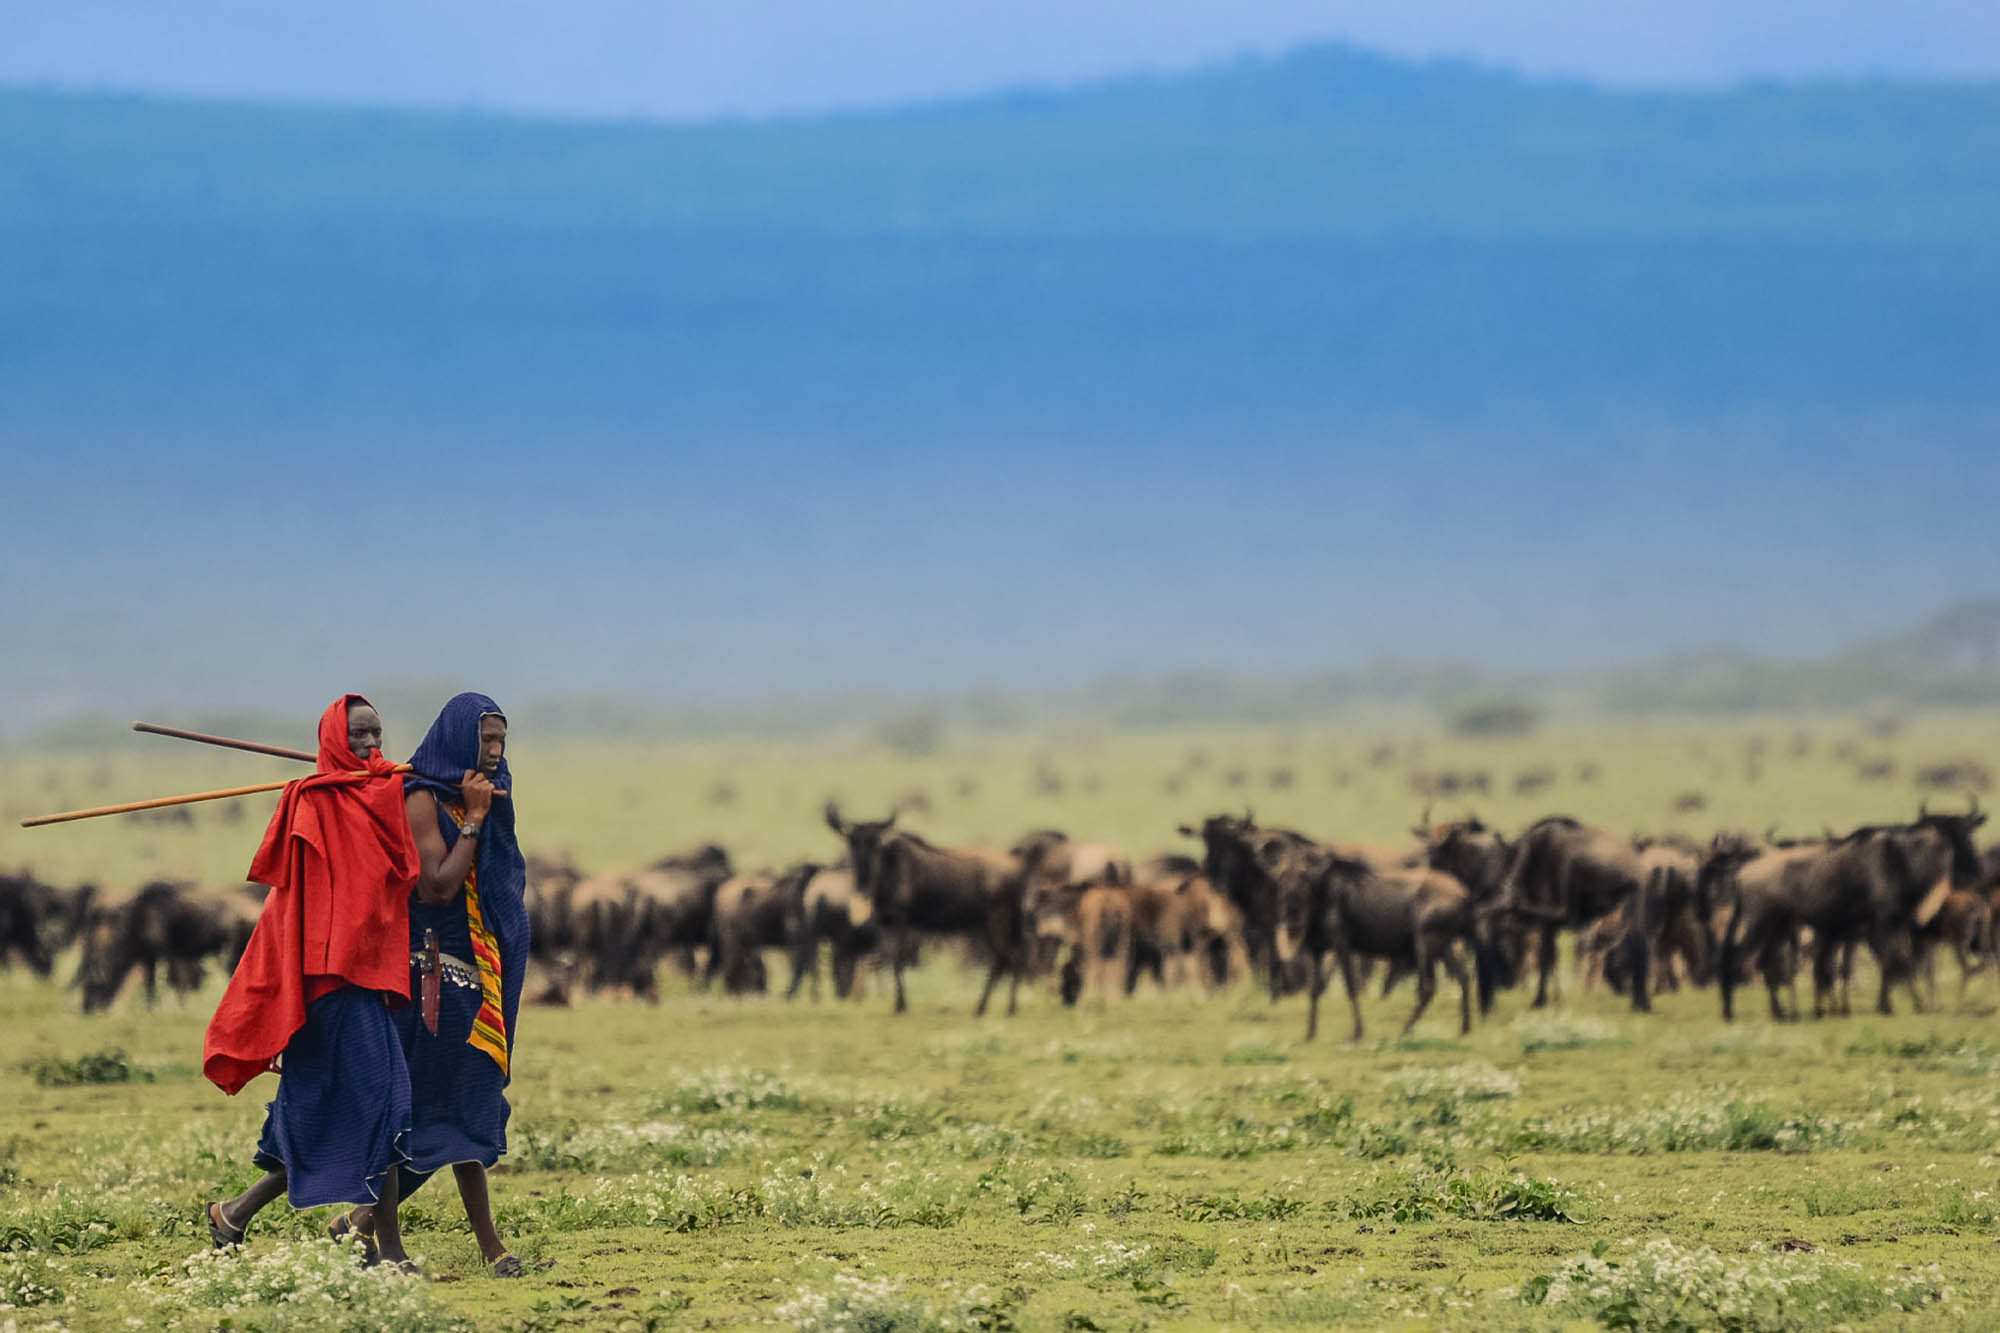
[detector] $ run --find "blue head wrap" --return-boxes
[405,692,529,1080]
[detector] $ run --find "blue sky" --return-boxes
[6,0,2000,121]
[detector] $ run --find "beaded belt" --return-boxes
[411,950,481,990]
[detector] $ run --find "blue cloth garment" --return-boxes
[403,692,529,1079]
[396,899,509,1190]
[253,986,411,1208]
[394,693,530,1196]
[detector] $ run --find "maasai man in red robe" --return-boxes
[201,695,423,1267]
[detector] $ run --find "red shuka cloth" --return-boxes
[203,694,420,1095]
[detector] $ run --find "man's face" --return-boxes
[347,703,384,761]
[477,715,508,774]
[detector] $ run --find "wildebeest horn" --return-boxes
[1411,802,1433,840]
[1176,824,1197,838]
[1243,807,1255,826]
[1967,790,1982,817]
[823,801,846,835]
[1918,798,1930,820]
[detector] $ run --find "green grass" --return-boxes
[5,716,2000,1328]
[3,955,1999,1329]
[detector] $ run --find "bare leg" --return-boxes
[452,1162,514,1268]
[213,1168,287,1240]
[370,1167,409,1266]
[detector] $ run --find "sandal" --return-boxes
[204,1201,245,1249]
[489,1253,524,1278]
[328,1212,380,1267]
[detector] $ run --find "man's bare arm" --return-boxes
[408,773,492,905]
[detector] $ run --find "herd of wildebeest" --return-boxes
[4,785,1999,1041]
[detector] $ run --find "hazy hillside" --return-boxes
[6,47,1998,241]
[3,45,1997,447]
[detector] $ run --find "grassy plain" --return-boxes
[5,715,2000,1330]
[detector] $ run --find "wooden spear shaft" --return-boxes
[20,766,416,827]
[131,720,315,763]
[131,718,508,798]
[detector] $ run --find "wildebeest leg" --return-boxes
[143,956,159,1008]
[784,935,815,1001]
[1718,898,1743,1022]
[1869,926,1905,1017]
[1302,951,1326,1042]
[974,955,1006,1017]
[1403,944,1438,1037]
[893,929,912,1014]
[1759,932,1791,1021]
[1334,944,1367,1042]
[1812,937,1840,1019]
[1438,941,1473,1035]
[1627,887,1652,1014]
[1530,926,1558,1009]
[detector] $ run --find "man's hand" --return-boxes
[461,769,496,822]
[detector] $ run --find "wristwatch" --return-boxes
[461,819,482,839]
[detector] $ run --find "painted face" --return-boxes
[477,714,508,774]
[346,702,384,761]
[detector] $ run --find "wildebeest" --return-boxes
[1486,816,1652,1014]
[1185,813,1479,1040]
[1910,886,1996,1008]
[707,870,787,994]
[1580,836,1707,996]
[1915,760,1994,793]
[77,881,260,1013]
[1715,802,1986,1021]
[782,863,878,1001]
[1413,813,1512,904]
[0,871,87,976]
[569,844,733,999]
[825,804,1028,1016]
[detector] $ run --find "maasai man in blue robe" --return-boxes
[348,692,530,1277]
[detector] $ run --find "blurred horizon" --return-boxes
[6,25,1999,732]
[9,0,2000,122]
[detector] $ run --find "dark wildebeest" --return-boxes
[782,863,878,1001]
[0,871,87,976]
[1413,813,1513,904]
[1581,836,1708,996]
[1716,802,1986,1021]
[825,804,1027,1016]
[77,881,260,1013]
[1121,853,1250,995]
[1486,816,1652,1014]
[1184,813,1479,1040]
[1299,849,1481,1041]
[707,870,788,995]
[570,844,733,999]
[523,852,586,1002]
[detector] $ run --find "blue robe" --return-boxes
[395,692,529,1197]
[253,987,411,1207]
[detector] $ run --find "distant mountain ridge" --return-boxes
[3,44,1997,243]
[29,600,2000,748]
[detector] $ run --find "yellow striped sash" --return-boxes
[446,804,510,1075]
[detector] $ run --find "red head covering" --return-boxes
[204,694,420,1094]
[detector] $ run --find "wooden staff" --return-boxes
[21,766,415,827]
[131,719,509,799]
[131,720,315,763]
